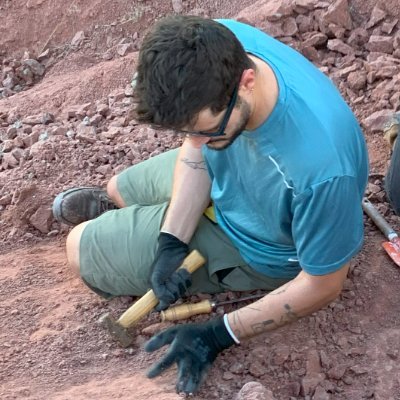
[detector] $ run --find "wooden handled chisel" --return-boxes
[160,293,265,321]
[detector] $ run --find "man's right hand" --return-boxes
[150,232,191,311]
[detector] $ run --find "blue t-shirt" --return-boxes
[202,20,369,278]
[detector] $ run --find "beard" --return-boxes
[206,98,251,151]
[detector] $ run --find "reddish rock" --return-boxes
[263,21,285,38]
[349,365,369,375]
[29,140,55,161]
[366,36,394,54]
[330,24,346,40]
[281,17,298,36]
[294,0,321,11]
[95,165,112,176]
[296,14,313,33]
[347,71,367,91]
[116,43,133,57]
[50,126,68,136]
[303,32,328,48]
[236,381,275,400]
[6,126,17,139]
[306,349,321,374]
[96,103,109,116]
[301,45,320,62]
[71,31,86,47]
[319,350,330,369]
[347,27,369,46]
[0,194,12,206]
[2,139,15,152]
[76,124,97,144]
[100,126,122,140]
[327,39,354,55]
[11,147,25,161]
[327,364,346,379]
[89,114,103,126]
[272,344,290,365]
[301,373,325,396]
[236,0,293,25]
[381,19,399,35]
[22,130,41,148]
[2,152,19,168]
[22,125,33,134]
[248,360,265,378]
[22,115,42,125]
[322,0,352,30]
[141,322,172,336]
[222,371,235,380]
[171,0,183,13]
[313,385,331,400]
[365,6,387,29]
[29,205,53,233]
[362,110,394,132]
[367,183,381,194]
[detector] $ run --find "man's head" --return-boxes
[134,15,256,149]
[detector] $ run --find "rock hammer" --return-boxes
[99,250,206,347]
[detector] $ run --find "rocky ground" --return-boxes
[1,0,400,399]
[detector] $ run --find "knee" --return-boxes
[66,221,91,277]
[107,175,126,208]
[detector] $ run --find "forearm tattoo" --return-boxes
[231,303,299,337]
[181,158,207,170]
[250,304,299,334]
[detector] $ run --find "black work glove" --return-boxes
[150,232,191,311]
[144,317,235,394]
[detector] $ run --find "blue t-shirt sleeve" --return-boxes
[292,176,364,275]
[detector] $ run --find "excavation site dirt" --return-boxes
[1,0,400,399]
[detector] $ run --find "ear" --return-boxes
[239,68,256,94]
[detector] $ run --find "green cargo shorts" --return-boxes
[79,148,290,298]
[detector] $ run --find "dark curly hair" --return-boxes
[134,15,254,129]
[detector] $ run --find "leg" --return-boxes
[66,221,91,276]
[53,148,179,225]
[112,148,179,207]
[385,137,400,215]
[76,201,290,298]
[107,176,126,208]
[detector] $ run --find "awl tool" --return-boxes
[160,293,265,321]
[362,198,400,267]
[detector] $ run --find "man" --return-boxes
[53,16,369,394]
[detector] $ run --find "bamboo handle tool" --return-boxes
[100,250,206,347]
[161,293,266,321]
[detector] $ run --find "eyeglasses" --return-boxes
[174,86,239,138]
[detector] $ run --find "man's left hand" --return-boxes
[150,232,191,311]
[144,317,235,394]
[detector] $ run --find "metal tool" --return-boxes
[160,292,266,321]
[99,250,206,347]
[362,198,400,267]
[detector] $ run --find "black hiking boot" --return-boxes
[52,187,118,226]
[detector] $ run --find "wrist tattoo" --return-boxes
[181,158,207,170]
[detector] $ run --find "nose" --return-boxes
[188,136,211,148]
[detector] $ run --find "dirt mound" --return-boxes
[1,0,400,399]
